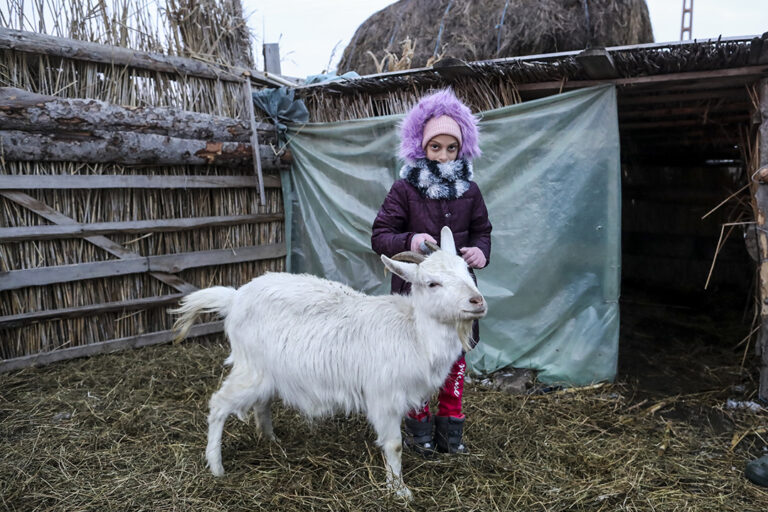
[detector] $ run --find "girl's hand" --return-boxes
[460,247,487,269]
[410,233,437,254]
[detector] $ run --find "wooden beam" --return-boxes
[0,27,292,88]
[576,48,619,79]
[757,77,768,402]
[0,87,273,142]
[618,103,751,120]
[0,173,281,190]
[619,115,750,130]
[0,130,288,169]
[0,293,185,328]
[0,321,223,373]
[263,43,282,75]
[619,88,748,106]
[0,243,286,291]
[514,65,768,93]
[0,213,283,243]
[242,79,266,206]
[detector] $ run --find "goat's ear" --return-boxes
[440,226,456,254]
[381,255,419,283]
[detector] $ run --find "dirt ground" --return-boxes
[1,285,767,511]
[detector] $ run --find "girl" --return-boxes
[371,88,492,455]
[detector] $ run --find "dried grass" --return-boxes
[338,0,654,76]
[1,315,767,511]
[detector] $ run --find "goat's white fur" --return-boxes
[170,227,486,500]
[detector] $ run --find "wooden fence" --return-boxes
[0,21,291,372]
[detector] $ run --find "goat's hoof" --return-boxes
[388,483,413,501]
[395,486,413,501]
[208,462,225,477]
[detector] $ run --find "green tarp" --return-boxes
[284,85,620,385]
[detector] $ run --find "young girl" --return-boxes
[371,89,492,455]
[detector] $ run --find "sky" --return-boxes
[242,0,768,79]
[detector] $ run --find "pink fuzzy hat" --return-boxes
[421,115,463,148]
[399,88,481,162]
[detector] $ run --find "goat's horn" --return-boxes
[424,240,441,253]
[391,251,426,264]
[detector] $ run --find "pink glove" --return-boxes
[410,233,437,254]
[460,247,487,269]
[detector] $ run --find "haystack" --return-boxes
[338,0,654,75]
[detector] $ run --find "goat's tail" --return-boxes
[169,286,236,342]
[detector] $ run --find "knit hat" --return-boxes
[421,115,463,148]
[399,88,481,163]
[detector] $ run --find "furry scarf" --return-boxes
[399,158,473,200]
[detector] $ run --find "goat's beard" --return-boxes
[456,320,475,353]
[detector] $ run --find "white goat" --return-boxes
[171,226,486,499]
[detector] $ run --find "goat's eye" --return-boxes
[428,282,442,288]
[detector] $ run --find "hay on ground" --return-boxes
[2,297,767,511]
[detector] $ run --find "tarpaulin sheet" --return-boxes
[284,85,620,385]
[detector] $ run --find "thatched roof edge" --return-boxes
[296,35,767,96]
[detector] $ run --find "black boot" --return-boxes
[403,416,436,457]
[435,416,468,454]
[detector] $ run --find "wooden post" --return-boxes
[758,78,768,402]
[242,79,267,206]
[263,43,282,75]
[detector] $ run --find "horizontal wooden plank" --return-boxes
[0,213,284,242]
[0,174,281,190]
[148,244,287,273]
[0,321,223,373]
[0,243,286,291]
[0,258,149,291]
[0,293,185,328]
[514,65,768,93]
[0,27,293,87]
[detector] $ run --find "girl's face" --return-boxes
[425,134,460,163]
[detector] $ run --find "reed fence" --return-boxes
[0,0,289,371]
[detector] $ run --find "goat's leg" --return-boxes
[206,367,267,476]
[252,400,278,442]
[369,409,413,500]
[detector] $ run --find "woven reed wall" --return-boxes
[0,0,286,363]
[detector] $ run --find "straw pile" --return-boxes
[0,0,283,360]
[1,292,767,511]
[337,0,654,76]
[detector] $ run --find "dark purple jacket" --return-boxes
[371,178,492,295]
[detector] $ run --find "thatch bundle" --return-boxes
[338,0,654,75]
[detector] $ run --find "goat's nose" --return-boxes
[469,295,484,305]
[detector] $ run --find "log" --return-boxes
[0,321,223,373]
[0,174,281,190]
[0,87,272,142]
[757,78,768,402]
[0,213,284,242]
[0,27,293,88]
[0,130,289,168]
